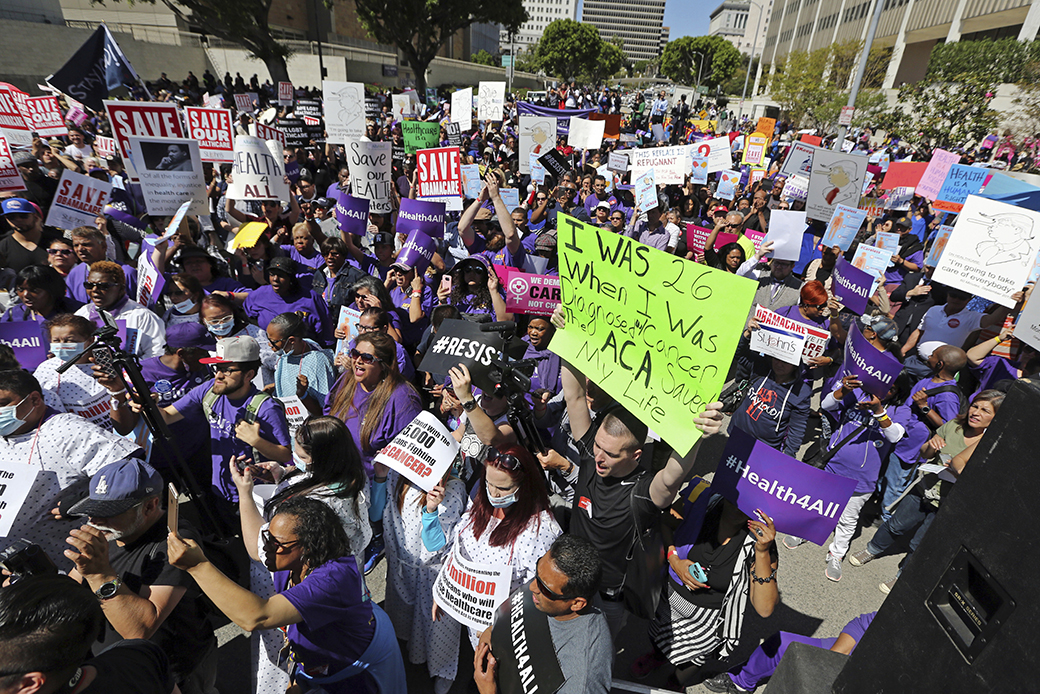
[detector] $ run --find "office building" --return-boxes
[501,0,578,53]
[582,0,667,63]
[709,0,772,57]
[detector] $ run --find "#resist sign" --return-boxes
[183,107,235,163]
[434,543,512,631]
[374,411,458,492]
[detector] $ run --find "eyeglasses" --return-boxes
[349,348,381,364]
[486,447,521,470]
[262,529,300,552]
[47,248,74,256]
[356,324,379,333]
[267,336,287,348]
[211,364,246,374]
[535,571,573,602]
[83,281,118,291]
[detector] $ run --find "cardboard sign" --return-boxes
[552,217,755,455]
[518,115,556,175]
[567,117,604,151]
[45,169,112,230]
[831,257,874,315]
[806,148,867,222]
[184,107,235,163]
[374,411,458,492]
[841,323,903,397]
[227,135,290,202]
[0,135,25,193]
[348,141,392,213]
[434,542,512,631]
[104,101,185,182]
[537,149,570,181]
[607,151,628,174]
[21,96,67,137]
[924,224,953,267]
[0,322,46,370]
[402,120,440,156]
[851,243,891,296]
[336,193,369,236]
[93,135,117,159]
[635,170,657,212]
[933,164,988,214]
[277,81,293,106]
[322,80,365,143]
[713,427,857,546]
[398,198,446,238]
[820,204,867,251]
[334,306,363,356]
[451,88,473,132]
[0,85,30,146]
[754,306,830,364]
[915,149,961,200]
[415,146,461,210]
[250,122,286,149]
[932,195,1039,308]
[477,81,505,121]
[504,269,560,315]
[461,164,481,199]
[233,93,253,112]
[418,318,506,392]
[742,134,768,166]
[0,461,41,536]
[629,145,690,185]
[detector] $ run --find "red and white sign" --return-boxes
[184,107,234,163]
[0,84,31,146]
[303,115,320,126]
[278,81,293,106]
[234,93,253,112]
[94,136,116,159]
[250,122,285,149]
[103,101,185,181]
[754,305,830,364]
[20,96,67,137]
[415,146,461,211]
[373,411,458,492]
[839,106,856,126]
[203,93,223,109]
[504,269,561,316]
[45,169,112,230]
[0,135,26,193]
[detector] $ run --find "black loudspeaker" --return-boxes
[760,642,847,694]
[832,378,1039,694]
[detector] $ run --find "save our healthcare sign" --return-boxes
[551,217,756,456]
[434,542,512,631]
[0,135,25,193]
[712,427,857,546]
[374,411,458,492]
[104,101,185,182]
[183,107,235,163]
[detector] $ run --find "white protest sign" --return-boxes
[755,306,830,364]
[21,96,67,137]
[451,88,473,132]
[806,148,867,222]
[392,94,412,121]
[93,136,117,160]
[751,321,807,365]
[278,395,307,439]
[477,82,505,121]
[434,542,512,631]
[0,463,41,536]
[608,151,628,174]
[629,145,690,185]
[697,136,732,174]
[932,195,1039,308]
[374,411,458,491]
[518,115,555,175]
[780,141,815,178]
[322,80,365,143]
[0,135,25,193]
[45,170,111,230]
[137,246,165,307]
[234,93,253,112]
[567,117,604,151]
[126,136,207,217]
[1016,291,1040,353]
[348,140,392,213]
[278,81,294,107]
[227,135,290,202]
[250,122,286,149]
[183,107,235,163]
[762,210,806,261]
[0,85,30,147]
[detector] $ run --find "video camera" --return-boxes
[0,540,57,583]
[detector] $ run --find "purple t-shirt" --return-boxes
[172,382,291,501]
[825,387,891,493]
[971,354,1018,400]
[139,357,211,406]
[67,262,138,304]
[345,336,415,381]
[389,285,434,346]
[279,245,325,274]
[277,556,375,688]
[244,285,332,347]
[884,249,924,285]
[202,276,247,294]
[324,380,422,476]
[480,242,527,270]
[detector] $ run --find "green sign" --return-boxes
[550,217,756,455]
[402,120,441,155]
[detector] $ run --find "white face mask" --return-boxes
[293,452,308,472]
[207,317,235,336]
[486,481,518,508]
[173,297,196,314]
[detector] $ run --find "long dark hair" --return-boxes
[272,496,352,568]
[266,416,368,518]
[468,444,551,547]
[712,242,745,272]
[449,259,493,309]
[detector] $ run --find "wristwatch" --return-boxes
[95,577,122,600]
[461,398,479,412]
[919,405,931,415]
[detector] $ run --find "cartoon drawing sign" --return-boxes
[805,147,867,222]
[518,115,556,175]
[322,80,365,143]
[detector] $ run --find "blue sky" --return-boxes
[664,0,716,40]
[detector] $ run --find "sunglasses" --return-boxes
[262,529,299,552]
[610,215,624,221]
[83,281,118,291]
[535,571,573,602]
[349,348,381,364]
[486,447,521,470]
[48,248,74,256]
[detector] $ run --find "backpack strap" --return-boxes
[202,387,218,422]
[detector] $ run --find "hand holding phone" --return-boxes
[688,562,708,583]
[167,483,180,535]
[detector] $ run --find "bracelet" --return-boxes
[373,476,387,483]
[872,409,888,419]
[667,547,678,560]
[108,389,127,397]
[751,565,777,584]
[411,291,421,298]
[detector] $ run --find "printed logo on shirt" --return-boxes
[948,318,960,328]
[155,379,173,395]
[578,496,592,518]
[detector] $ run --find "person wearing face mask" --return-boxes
[33,314,116,431]
[429,444,562,651]
[162,273,204,326]
[0,369,140,572]
[1,265,83,323]
[447,363,518,488]
[62,458,219,694]
[74,260,167,359]
[199,293,277,385]
[268,312,336,417]
[229,416,372,694]
[243,256,333,348]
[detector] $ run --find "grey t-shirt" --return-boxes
[547,608,613,694]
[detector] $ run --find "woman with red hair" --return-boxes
[773,280,846,375]
[428,443,561,648]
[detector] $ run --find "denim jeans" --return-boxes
[868,495,937,576]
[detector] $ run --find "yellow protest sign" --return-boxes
[551,217,756,455]
[228,221,269,250]
[742,134,769,166]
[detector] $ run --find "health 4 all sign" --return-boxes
[183,107,234,163]
[416,146,462,211]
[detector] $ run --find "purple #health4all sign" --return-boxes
[0,322,46,370]
[504,269,561,315]
[831,257,874,315]
[712,427,858,546]
[394,230,437,274]
[842,322,902,397]
[397,198,446,238]
[336,192,369,236]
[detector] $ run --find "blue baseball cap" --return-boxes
[68,458,163,518]
[1,198,41,216]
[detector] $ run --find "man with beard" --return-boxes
[64,458,218,694]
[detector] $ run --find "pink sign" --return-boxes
[914,148,960,201]
[66,103,88,127]
[685,223,751,261]
[504,269,560,315]
[21,96,67,137]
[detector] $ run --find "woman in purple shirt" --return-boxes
[244,256,333,347]
[1,265,82,323]
[279,222,325,278]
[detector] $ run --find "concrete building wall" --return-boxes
[501,0,578,53]
[582,0,666,63]
[0,0,64,24]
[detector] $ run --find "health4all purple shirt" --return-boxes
[324,380,422,477]
[244,285,332,347]
[172,382,291,501]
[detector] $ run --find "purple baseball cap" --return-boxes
[165,322,216,350]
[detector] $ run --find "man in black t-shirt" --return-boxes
[64,458,217,694]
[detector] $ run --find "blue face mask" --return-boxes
[173,297,195,314]
[486,481,518,508]
[0,394,30,437]
[207,318,235,337]
[293,453,308,472]
[50,342,86,363]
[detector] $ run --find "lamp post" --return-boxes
[833,0,885,149]
[692,50,707,90]
[738,0,765,121]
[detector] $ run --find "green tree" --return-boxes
[584,36,627,83]
[354,0,527,95]
[471,49,497,66]
[720,56,758,96]
[514,45,541,73]
[889,73,1000,150]
[660,36,741,89]
[535,19,603,80]
[93,0,297,84]
[926,38,1040,84]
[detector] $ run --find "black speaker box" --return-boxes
[761,642,847,693]
[831,378,1039,694]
